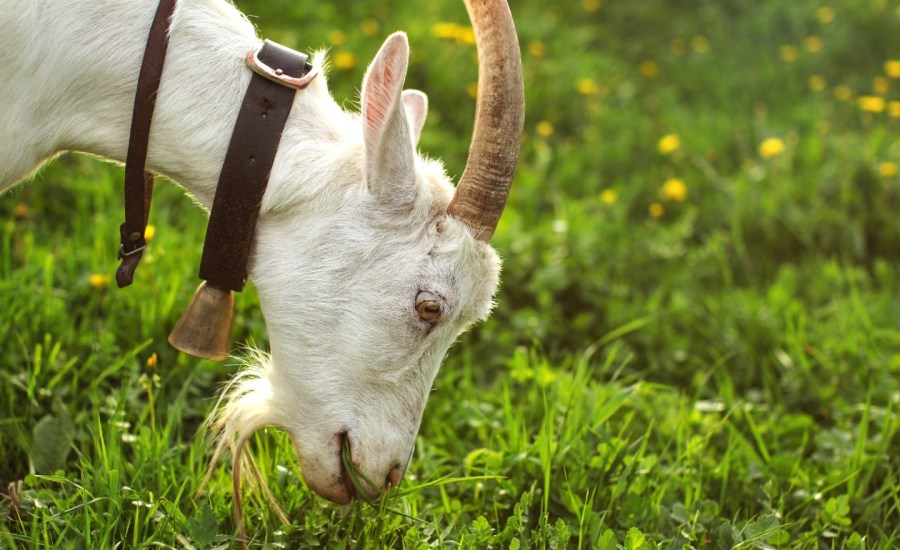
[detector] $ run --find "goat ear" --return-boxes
[361,32,416,209]
[402,90,428,146]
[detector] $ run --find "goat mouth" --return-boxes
[338,432,358,501]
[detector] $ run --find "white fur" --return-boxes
[0,0,501,503]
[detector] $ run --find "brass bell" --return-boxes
[168,281,234,361]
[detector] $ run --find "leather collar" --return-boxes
[117,0,315,295]
[117,0,177,288]
[199,40,313,292]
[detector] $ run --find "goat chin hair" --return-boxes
[197,347,290,543]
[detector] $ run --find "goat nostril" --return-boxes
[385,464,403,489]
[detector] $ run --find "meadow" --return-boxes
[1,0,899,547]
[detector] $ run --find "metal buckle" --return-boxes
[118,242,146,259]
[246,47,317,90]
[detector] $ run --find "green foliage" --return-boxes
[2,0,899,547]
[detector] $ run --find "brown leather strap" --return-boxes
[117,0,177,288]
[198,40,312,292]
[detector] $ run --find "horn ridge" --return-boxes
[447,0,525,242]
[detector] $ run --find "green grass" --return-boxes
[2,0,900,547]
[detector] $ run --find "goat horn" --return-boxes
[447,0,525,242]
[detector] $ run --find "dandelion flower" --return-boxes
[803,36,823,53]
[528,40,546,57]
[576,78,599,95]
[360,19,379,37]
[144,224,156,242]
[833,85,854,102]
[600,189,617,204]
[456,27,475,45]
[858,95,885,113]
[779,45,798,62]
[808,75,826,92]
[759,137,785,159]
[333,51,357,70]
[328,30,346,46]
[431,22,459,40]
[536,121,554,138]
[880,162,898,178]
[817,6,835,24]
[658,134,680,155]
[662,178,687,202]
[639,59,658,78]
[886,60,900,79]
[581,0,601,13]
[888,101,900,118]
[431,22,474,45]
[648,202,665,218]
[90,274,111,290]
[691,36,710,54]
[147,353,158,370]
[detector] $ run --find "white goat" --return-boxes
[0,0,523,507]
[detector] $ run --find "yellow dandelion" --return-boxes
[833,85,854,102]
[455,27,475,45]
[581,0,601,13]
[639,59,659,78]
[431,22,474,45]
[466,82,478,100]
[670,38,686,56]
[658,134,681,155]
[147,352,158,370]
[528,40,546,57]
[431,22,459,40]
[888,101,900,118]
[873,77,889,95]
[779,45,798,62]
[808,75,827,92]
[648,202,665,218]
[360,19,380,37]
[14,202,30,218]
[144,224,156,242]
[576,77,599,95]
[333,51,357,70]
[858,95,885,113]
[536,121,554,138]
[691,36,710,54]
[803,36,822,53]
[90,273,111,290]
[884,60,900,79]
[759,137,785,159]
[817,6,835,24]
[600,189,617,204]
[880,162,898,178]
[662,178,687,202]
[328,30,346,46]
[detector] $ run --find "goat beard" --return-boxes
[197,349,290,545]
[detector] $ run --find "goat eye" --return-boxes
[416,291,443,324]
